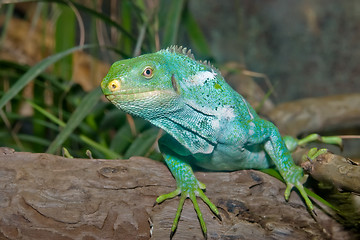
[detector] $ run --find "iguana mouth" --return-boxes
[105,89,168,102]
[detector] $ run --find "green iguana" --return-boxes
[101,46,336,238]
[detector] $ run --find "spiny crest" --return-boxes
[166,45,195,60]
[164,45,218,72]
[198,59,217,71]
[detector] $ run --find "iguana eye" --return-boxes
[108,79,121,92]
[142,67,153,78]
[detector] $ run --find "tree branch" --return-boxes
[0,147,355,239]
[268,93,360,136]
[293,148,360,194]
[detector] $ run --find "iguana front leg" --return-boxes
[156,153,220,238]
[249,119,314,213]
[264,138,314,213]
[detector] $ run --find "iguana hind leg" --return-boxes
[283,134,343,152]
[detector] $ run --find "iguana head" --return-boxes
[101,49,184,119]
[101,46,232,123]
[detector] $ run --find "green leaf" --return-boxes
[260,168,283,180]
[183,7,211,56]
[55,4,76,80]
[161,0,185,47]
[124,127,159,158]
[4,0,136,43]
[17,134,50,147]
[46,87,102,154]
[110,125,133,153]
[24,101,120,158]
[79,134,121,159]
[66,0,136,42]
[109,118,148,153]
[99,108,126,130]
[120,0,133,55]
[0,44,92,110]
[27,100,66,127]
[0,3,14,47]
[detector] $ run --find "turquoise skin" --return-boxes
[101,46,313,238]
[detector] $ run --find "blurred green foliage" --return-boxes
[0,0,210,159]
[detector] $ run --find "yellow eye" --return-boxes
[142,67,153,78]
[108,79,121,92]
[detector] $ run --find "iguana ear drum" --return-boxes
[171,74,180,94]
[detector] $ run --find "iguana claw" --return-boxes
[156,183,220,239]
[304,147,328,162]
[285,181,313,211]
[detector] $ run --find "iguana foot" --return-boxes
[284,179,317,217]
[156,181,220,239]
[302,147,328,162]
[283,166,314,215]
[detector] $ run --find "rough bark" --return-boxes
[268,93,360,136]
[0,147,355,240]
[293,148,360,194]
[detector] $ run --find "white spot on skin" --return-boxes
[186,103,235,122]
[216,106,235,120]
[249,129,255,135]
[186,71,217,86]
[249,121,256,135]
[211,119,220,130]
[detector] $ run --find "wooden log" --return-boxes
[0,147,353,239]
[268,93,360,136]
